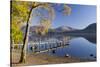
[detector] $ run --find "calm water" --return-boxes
[28,35,96,60]
[47,37,96,60]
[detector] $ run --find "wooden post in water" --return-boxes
[50,43,52,49]
[44,42,46,50]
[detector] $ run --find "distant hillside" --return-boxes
[82,23,96,33]
[21,25,76,33]
[52,23,96,33]
[21,23,96,35]
[55,26,76,32]
[21,23,96,41]
[21,26,41,33]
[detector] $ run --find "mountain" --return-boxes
[21,23,96,42]
[61,23,96,36]
[21,26,41,33]
[82,23,96,33]
[54,26,76,32]
[21,25,76,33]
[21,23,96,35]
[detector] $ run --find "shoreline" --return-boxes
[11,49,95,67]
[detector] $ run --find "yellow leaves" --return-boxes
[38,19,51,35]
[11,1,30,23]
[34,19,51,35]
[11,21,23,44]
[41,4,55,21]
[63,4,71,16]
[11,1,29,43]
[40,19,51,27]
[31,3,55,35]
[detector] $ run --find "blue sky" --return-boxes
[31,4,96,29]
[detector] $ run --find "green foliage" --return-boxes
[11,1,30,44]
[11,1,41,44]
[63,4,71,15]
[11,22,23,44]
[11,1,30,22]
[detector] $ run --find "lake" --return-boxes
[28,35,96,61]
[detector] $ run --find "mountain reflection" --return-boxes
[82,35,96,44]
[69,35,96,44]
[57,34,96,45]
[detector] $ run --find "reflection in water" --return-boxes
[28,35,96,61]
[48,36,96,60]
[82,35,96,44]
[52,50,56,54]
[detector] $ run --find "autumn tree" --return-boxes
[11,0,71,63]
[11,1,30,44]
